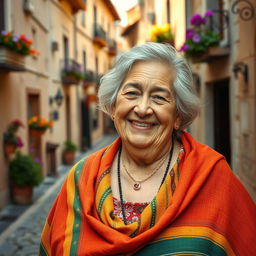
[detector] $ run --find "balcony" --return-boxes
[83,70,96,87]
[107,38,117,56]
[93,24,107,48]
[0,47,26,71]
[61,59,83,85]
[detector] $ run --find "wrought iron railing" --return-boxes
[93,23,107,42]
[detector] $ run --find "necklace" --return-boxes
[122,152,168,191]
[117,138,174,225]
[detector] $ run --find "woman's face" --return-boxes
[112,60,180,150]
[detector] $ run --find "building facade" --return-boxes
[0,0,119,209]
[120,0,256,201]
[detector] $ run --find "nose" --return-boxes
[134,95,153,117]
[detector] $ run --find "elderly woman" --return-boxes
[40,43,256,255]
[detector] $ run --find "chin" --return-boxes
[125,136,157,149]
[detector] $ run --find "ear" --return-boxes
[174,115,181,130]
[111,105,116,120]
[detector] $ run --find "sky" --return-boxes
[111,0,138,26]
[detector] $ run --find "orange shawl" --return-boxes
[40,132,256,255]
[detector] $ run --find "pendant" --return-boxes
[133,183,141,190]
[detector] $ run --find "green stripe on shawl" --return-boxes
[39,243,48,256]
[70,159,85,254]
[150,198,157,228]
[97,186,112,214]
[133,237,227,256]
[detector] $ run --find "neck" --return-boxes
[121,137,173,167]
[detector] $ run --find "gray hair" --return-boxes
[98,42,200,131]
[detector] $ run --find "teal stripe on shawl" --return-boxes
[133,237,227,256]
[39,243,48,256]
[70,159,85,255]
[97,186,112,214]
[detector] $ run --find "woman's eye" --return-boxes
[125,91,139,96]
[152,95,167,102]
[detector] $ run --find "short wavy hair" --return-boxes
[98,42,200,131]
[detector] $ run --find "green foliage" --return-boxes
[63,140,78,153]
[180,10,220,58]
[9,152,43,187]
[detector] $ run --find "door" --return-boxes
[27,93,42,163]
[213,79,231,163]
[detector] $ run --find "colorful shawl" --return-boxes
[40,132,256,255]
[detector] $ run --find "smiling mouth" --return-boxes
[129,120,157,128]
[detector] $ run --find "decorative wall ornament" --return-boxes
[231,0,255,21]
[232,62,248,83]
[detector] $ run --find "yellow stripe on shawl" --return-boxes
[139,162,179,234]
[63,166,76,256]
[153,226,235,255]
[95,169,139,236]
[40,221,51,255]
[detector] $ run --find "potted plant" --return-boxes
[28,116,53,136]
[3,119,24,156]
[149,24,174,45]
[63,140,78,165]
[179,10,220,62]
[62,62,84,85]
[9,152,43,204]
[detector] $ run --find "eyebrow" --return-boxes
[123,82,172,95]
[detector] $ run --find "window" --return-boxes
[0,0,5,30]
[81,0,86,26]
[83,50,86,71]
[63,35,69,65]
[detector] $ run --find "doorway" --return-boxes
[212,79,231,163]
[27,93,41,163]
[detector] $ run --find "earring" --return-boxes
[174,124,179,130]
[111,115,115,120]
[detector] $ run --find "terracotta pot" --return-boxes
[63,151,75,165]
[29,129,46,137]
[12,184,33,205]
[4,144,17,155]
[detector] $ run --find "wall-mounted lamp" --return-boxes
[49,96,54,106]
[55,88,64,107]
[232,62,248,83]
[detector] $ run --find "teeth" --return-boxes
[133,121,152,127]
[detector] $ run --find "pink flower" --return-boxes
[186,29,194,40]
[204,10,214,17]
[16,137,24,148]
[180,44,189,51]
[190,14,205,26]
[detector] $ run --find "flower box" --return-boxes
[191,46,230,63]
[0,46,26,71]
[62,73,80,85]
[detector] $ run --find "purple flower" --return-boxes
[13,35,19,42]
[180,44,189,51]
[204,10,214,17]
[186,29,194,40]
[190,14,205,26]
[34,156,42,164]
[29,147,35,153]
[1,30,8,36]
[192,34,201,43]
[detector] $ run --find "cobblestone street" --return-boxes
[0,134,117,256]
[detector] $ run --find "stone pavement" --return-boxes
[0,133,118,256]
